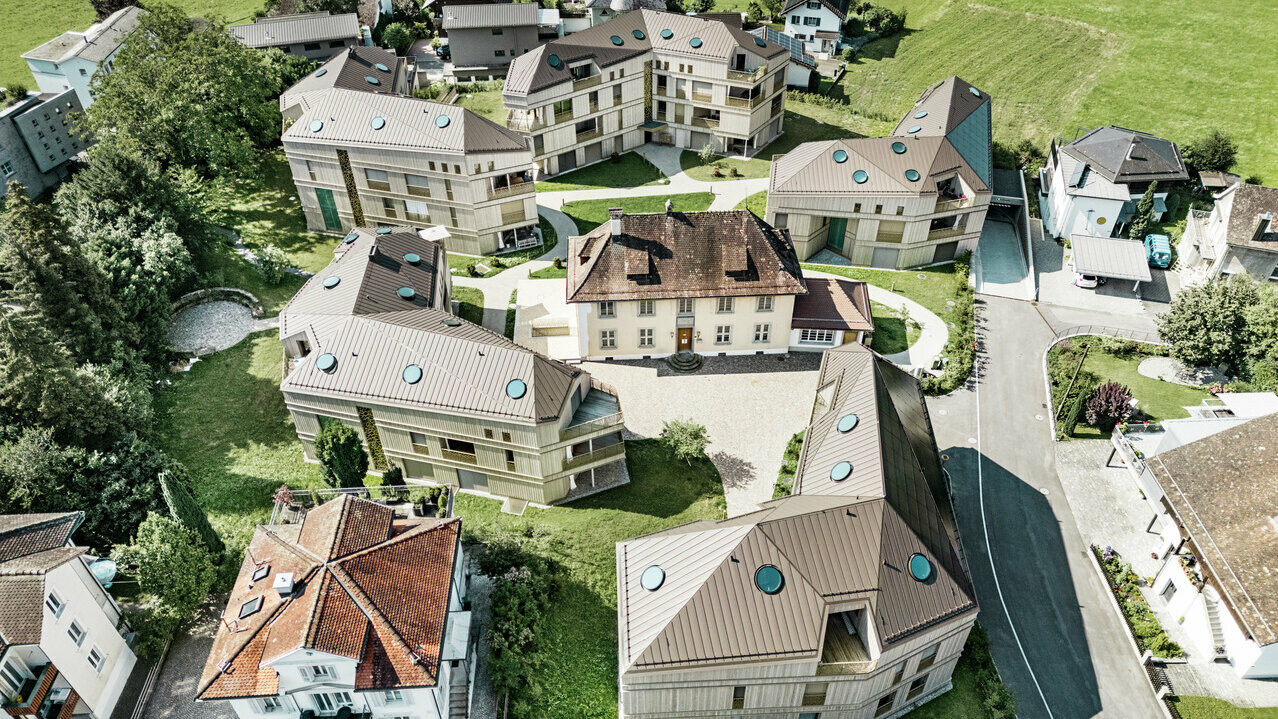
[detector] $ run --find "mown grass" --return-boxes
[504,289,517,339]
[735,189,768,217]
[802,262,960,319]
[453,89,506,124]
[561,192,715,235]
[869,300,920,355]
[1168,696,1278,719]
[452,286,484,326]
[536,153,666,192]
[448,215,559,277]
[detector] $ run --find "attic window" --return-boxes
[640,565,664,591]
[660,29,673,39]
[908,553,933,582]
[435,115,451,128]
[836,413,858,432]
[690,37,703,48]
[754,37,766,47]
[343,231,359,244]
[754,565,784,595]
[830,461,852,481]
[323,276,340,289]
[308,119,323,133]
[852,170,869,184]
[891,141,907,154]
[251,564,271,582]
[547,53,563,69]
[375,62,390,72]
[315,68,327,77]
[315,353,337,372]
[397,286,416,300]
[403,252,421,265]
[364,75,380,85]
[969,87,981,97]
[913,110,928,119]
[610,35,624,46]
[907,125,922,134]
[238,596,264,619]
[832,149,848,164]
[441,317,462,327]
[633,29,646,40]
[370,116,386,130]
[506,378,527,400]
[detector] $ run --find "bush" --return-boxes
[1184,129,1237,173]
[862,6,905,35]
[553,256,564,270]
[660,418,709,466]
[806,69,822,93]
[841,47,856,62]
[1059,380,1093,437]
[922,260,975,395]
[112,513,216,652]
[314,422,369,488]
[382,465,403,486]
[697,143,717,165]
[773,430,803,498]
[1086,381,1133,432]
[255,243,289,284]
[381,22,413,55]
[467,262,484,277]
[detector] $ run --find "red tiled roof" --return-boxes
[791,278,874,332]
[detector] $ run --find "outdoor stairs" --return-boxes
[665,351,703,373]
[448,661,469,719]
[1205,594,1228,660]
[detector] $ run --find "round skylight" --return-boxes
[908,553,933,582]
[891,141,907,154]
[755,37,767,47]
[402,364,423,384]
[755,565,784,595]
[547,53,563,69]
[315,68,328,77]
[343,231,359,244]
[506,378,527,399]
[852,170,869,184]
[397,286,416,300]
[376,227,392,234]
[441,317,462,327]
[322,275,341,289]
[375,62,390,72]
[904,169,921,182]
[404,252,421,265]
[435,114,451,128]
[837,413,858,433]
[832,149,848,164]
[690,37,702,48]
[308,119,324,133]
[907,125,922,134]
[969,87,981,97]
[365,75,380,85]
[640,565,665,591]
[611,35,624,46]
[315,353,337,372]
[660,28,673,39]
[633,29,646,39]
[913,110,928,119]
[370,116,386,130]
[830,461,852,481]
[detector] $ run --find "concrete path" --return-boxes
[976,218,1034,301]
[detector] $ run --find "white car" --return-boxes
[1074,273,1106,289]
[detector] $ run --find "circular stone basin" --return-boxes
[167,301,255,354]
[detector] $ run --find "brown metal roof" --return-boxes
[567,210,807,302]
[791,277,873,332]
[230,11,361,47]
[441,3,538,29]
[890,76,988,138]
[280,46,407,114]
[771,135,989,197]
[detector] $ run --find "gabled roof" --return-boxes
[770,135,989,197]
[280,45,406,114]
[230,12,361,48]
[585,0,668,11]
[1059,126,1189,186]
[23,6,142,64]
[441,3,538,29]
[791,277,873,332]
[566,210,807,302]
[198,496,461,700]
[505,9,786,95]
[781,0,843,18]
[0,512,86,653]
[281,227,581,423]
[890,76,988,139]
[1216,182,1278,252]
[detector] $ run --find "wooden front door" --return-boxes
[677,327,693,352]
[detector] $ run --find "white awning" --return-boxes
[1070,234,1153,282]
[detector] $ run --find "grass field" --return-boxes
[452,286,484,326]
[453,89,506,124]
[868,300,921,355]
[829,0,1278,182]
[1169,696,1278,719]
[735,190,768,216]
[802,262,960,319]
[561,191,715,234]
[536,152,666,192]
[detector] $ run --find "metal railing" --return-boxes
[1054,325,1164,345]
[572,74,602,91]
[575,126,603,142]
[505,111,547,132]
[561,441,626,472]
[927,225,970,241]
[561,411,624,442]
[815,659,877,676]
[689,116,719,130]
[725,95,763,109]
[934,197,972,212]
[726,64,768,83]
[268,484,452,525]
[441,448,477,464]
[690,91,713,104]
[488,182,534,201]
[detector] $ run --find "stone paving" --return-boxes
[1137,357,1226,387]
[140,598,231,719]
[167,301,255,355]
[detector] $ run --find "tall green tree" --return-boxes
[1184,129,1237,173]
[1127,181,1158,240]
[660,418,709,466]
[314,422,369,488]
[1157,275,1259,369]
[112,513,216,621]
[160,468,224,558]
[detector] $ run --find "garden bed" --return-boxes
[1091,545,1184,658]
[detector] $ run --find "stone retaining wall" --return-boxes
[171,287,263,319]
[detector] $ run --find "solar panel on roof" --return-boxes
[370,116,386,130]
[323,275,340,288]
[397,286,416,300]
[891,141,907,154]
[832,149,848,164]
[308,119,323,133]
[640,565,664,591]
[690,37,702,48]
[610,35,623,45]
[754,565,784,595]
[402,364,423,384]
[316,353,337,372]
[506,378,527,399]
[660,28,673,39]
[375,62,389,72]
[435,115,451,128]
[852,170,869,184]
[904,169,920,182]
[830,460,852,481]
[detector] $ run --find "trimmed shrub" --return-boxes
[314,422,369,488]
[1086,381,1134,432]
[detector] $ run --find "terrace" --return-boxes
[816,611,876,675]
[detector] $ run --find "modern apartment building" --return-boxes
[229,12,363,62]
[0,512,138,719]
[504,10,790,177]
[22,6,141,108]
[1177,181,1278,286]
[280,47,541,255]
[766,77,993,268]
[0,89,88,199]
[440,4,539,78]
[616,342,976,718]
[197,495,474,718]
[279,226,626,506]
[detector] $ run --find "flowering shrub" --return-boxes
[1092,545,1184,658]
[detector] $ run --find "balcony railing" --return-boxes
[726,64,768,83]
[690,91,713,104]
[689,116,719,130]
[488,182,534,201]
[725,95,763,109]
[3,664,57,716]
[572,74,602,91]
[505,111,547,132]
[440,449,477,464]
[561,441,626,473]
[815,659,878,676]
[576,126,603,143]
[927,226,969,241]
[501,206,529,226]
[935,196,972,212]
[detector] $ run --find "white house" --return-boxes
[1177,181,1278,286]
[21,6,143,109]
[0,512,138,719]
[750,26,817,87]
[782,0,844,56]
[1040,126,1189,240]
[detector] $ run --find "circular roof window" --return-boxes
[403,252,421,265]
[909,553,933,582]
[376,227,392,234]
[343,231,359,244]
[754,565,784,595]
[913,110,928,119]
[852,169,869,184]
[969,87,981,97]
[633,29,646,39]
[755,37,767,47]
[308,119,324,133]
[891,141,907,154]
[402,364,423,384]
[904,169,921,182]
[435,114,451,128]
[640,565,665,591]
[660,28,673,39]
[365,75,380,85]
[322,275,341,289]
[690,37,702,48]
[315,353,337,372]
[506,378,527,399]
[397,286,416,300]
[375,62,390,72]
[441,317,462,327]
[830,461,852,481]
[832,149,848,164]
[611,35,624,46]
[315,68,328,77]
[907,125,922,134]
[370,116,386,130]
[837,413,858,433]
[547,53,563,69]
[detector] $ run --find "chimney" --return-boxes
[665,198,673,216]
[273,572,295,598]
[609,208,623,237]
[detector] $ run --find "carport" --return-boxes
[1070,234,1152,293]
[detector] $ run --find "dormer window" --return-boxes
[303,664,337,681]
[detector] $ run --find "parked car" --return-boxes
[438,44,451,62]
[1074,273,1107,289]
[1144,233,1172,268]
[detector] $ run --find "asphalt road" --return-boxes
[929,296,1163,719]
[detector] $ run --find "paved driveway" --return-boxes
[1033,231,1178,319]
[582,353,823,517]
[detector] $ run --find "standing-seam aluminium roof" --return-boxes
[1069,234,1153,282]
[230,11,361,48]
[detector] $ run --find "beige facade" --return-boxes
[576,294,795,360]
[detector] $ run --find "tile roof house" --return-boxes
[1041,126,1189,239]
[1177,182,1278,285]
[616,343,976,718]
[22,6,142,108]
[0,512,137,719]
[196,495,474,717]
[230,12,363,62]
[766,77,994,268]
[279,226,627,507]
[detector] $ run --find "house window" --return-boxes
[445,438,475,455]
[1,662,25,694]
[428,161,436,171]
[853,203,862,213]
[896,206,905,216]
[907,675,928,700]
[638,328,654,348]
[449,207,458,226]
[405,200,430,223]
[1269,264,1278,282]
[383,689,407,704]
[756,296,773,312]
[303,43,321,51]
[804,16,820,25]
[1160,581,1178,604]
[789,15,800,23]
[305,160,317,181]
[502,431,512,442]
[874,204,884,214]
[409,432,429,452]
[67,621,85,647]
[312,692,353,711]
[504,449,515,468]
[495,50,506,57]
[406,174,430,197]
[600,329,617,350]
[45,591,64,617]
[484,429,494,439]
[259,697,284,712]
[365,168,391,191]
[802,682,827,706]
[87,647,105,672]
[773,212,787,228]
[892,663,905,684]
[731,685,746,709]
[875,692,896,717]
[329,40,345,48]
[637,299,655,316]
[717,297,734,313]
[492,28,503,34]
[79,68,87,76]
[598,301,616,318]
[753,323,770,343]
[305,665,336,680]
[0,160,14,177]
[917,643,939,671]
[677,298,695,315]
[454,165,461,174]
[382,197,398,218]
[715,325,732,344]
[799,329,835,344]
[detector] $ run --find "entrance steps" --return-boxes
[665,351,704,373]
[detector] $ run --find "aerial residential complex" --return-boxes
[229,12,363,61]
[280,46,541,255]
[504,10,789,176]
[197,495,473,718]
[616,343,976,718]
[279,226,627,506]
[22,6,141,108]
[1178,181,1278,285]
[0,512,138,719]
[767,77,994,268]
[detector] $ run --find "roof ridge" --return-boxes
[334,517,458,564]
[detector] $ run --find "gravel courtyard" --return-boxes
[583,352,823,517]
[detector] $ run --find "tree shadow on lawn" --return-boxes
[223,152,336,272]
[870,315,909,355]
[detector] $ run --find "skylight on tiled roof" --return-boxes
[238,596,263,619]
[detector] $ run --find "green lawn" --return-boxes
[453,89,506,124]
[221,150,335,275]
[453,286,485,326]
[454,439,726,718]
[529,264,566,279]
[202,242,306,317]
[735,190,768,217]
[833,0,1278,182]
[1169,696,1278,719]
[536,153,666,192]
[561,192,715,235]
[2,0,265,90]
[868,300,920,355]
[1063,339,1212,438]
[802,262,960,319]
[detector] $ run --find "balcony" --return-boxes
[726,64,768,83]
[689,116,720,130]
[572,74,602,92]
[488,178,534,202]
[576,126,603,143]
[725,94,763,109]
[440,448,477,464]
[3,664,57,717]
[505,110,547,132]
[927,225,969,241]
[690,91,713,104]
[934,196,972,212]
[562,439,626,473]
[815,620,876,676]
[561,385,623,442]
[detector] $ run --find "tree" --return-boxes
[1157,275,1258,369]
[90,0,135,19]
[1085,381,1133,433]
[112,513,216,622]
[661,418,709,466]
[381,22,414,55]
[160,469,224,558]
[1184,129,1237,173]
[1127,180,1158,240]
[314,422,369,487]
[746,0,781,22]
[697,143,717,165]
[1243,285,1278,362]
[487,566,545,714]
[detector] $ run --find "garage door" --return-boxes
[933,241,959,263]
[690,131,711,149]
[583,141,603,164]
[557,150,577,173]
[871,247,899,269]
